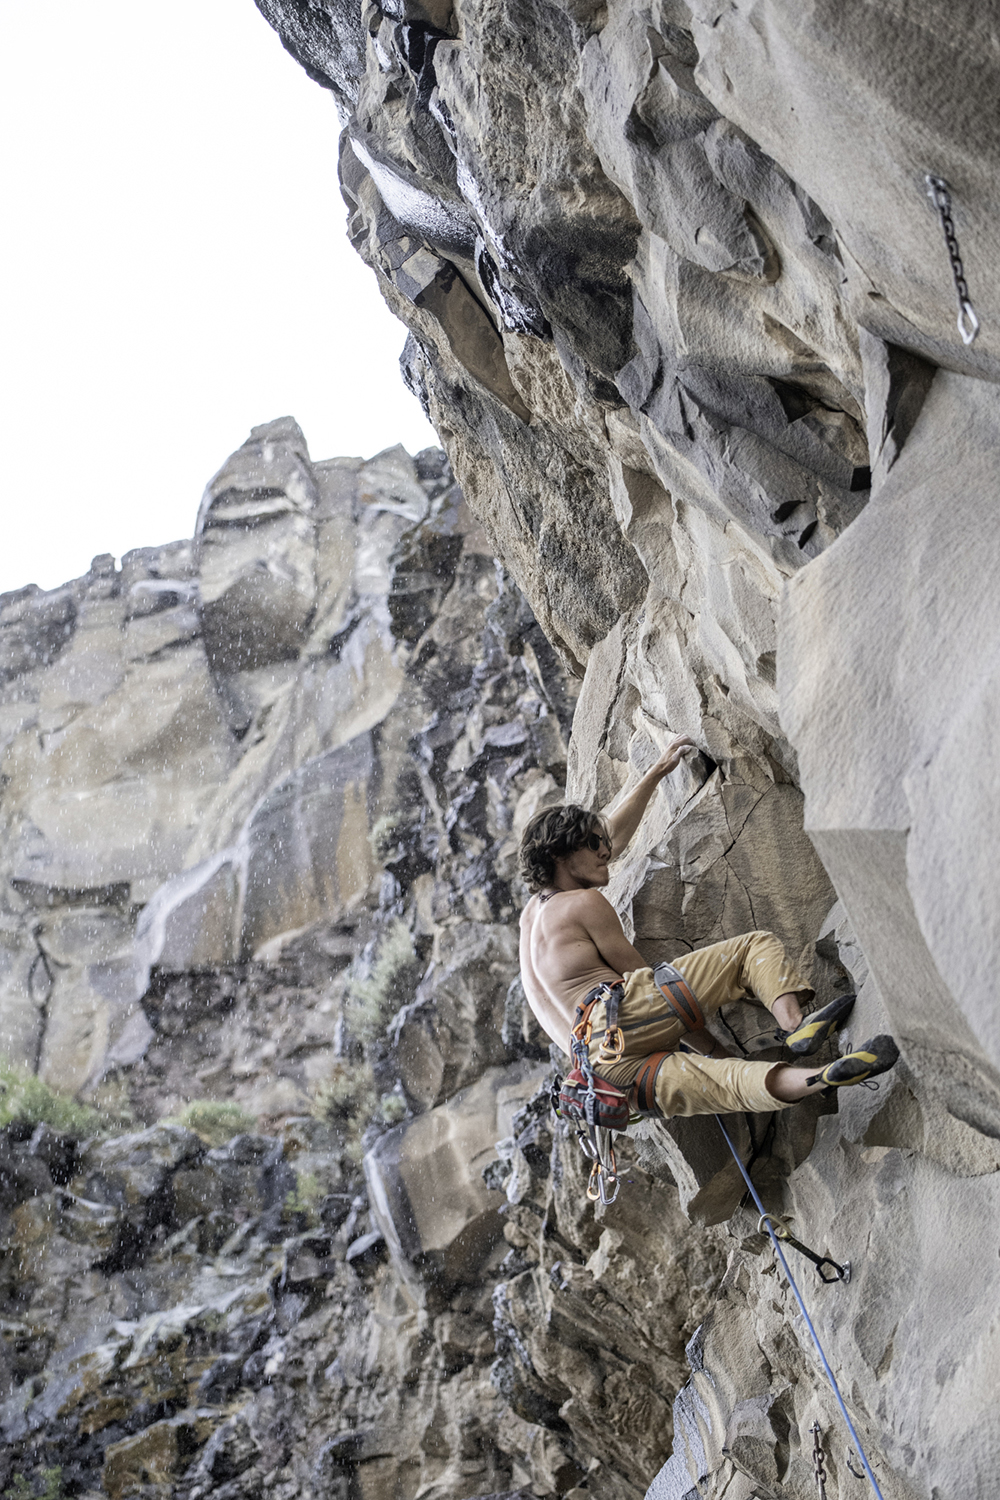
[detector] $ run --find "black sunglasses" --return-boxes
[584,833,611,853]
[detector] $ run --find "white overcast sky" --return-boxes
[0,1,438,596]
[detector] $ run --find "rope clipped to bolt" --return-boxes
[716,1115,887,1500]
[757,1213,850,1284]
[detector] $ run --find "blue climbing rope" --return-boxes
[715,1116,886,1500]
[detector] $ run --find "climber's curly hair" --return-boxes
[518,804,611,893]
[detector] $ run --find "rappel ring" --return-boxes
[958,299,980,345]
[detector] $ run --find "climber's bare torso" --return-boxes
[519,887,639,1046]
[518,736,697,1048]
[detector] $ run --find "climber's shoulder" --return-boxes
[539,886,619,934]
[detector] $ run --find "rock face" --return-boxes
[0,421,539,1103]
[236,2,1000,1496]
[0,419,846,1500]
[3,0,1000,1492]
[0,421,759,1500]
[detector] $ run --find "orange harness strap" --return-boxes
[653,961,706,1032]
[630,1051,672,1116]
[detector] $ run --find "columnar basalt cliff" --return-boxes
[0,426,836,1500]
[245,0,999,1495]
[1,0,999,1496]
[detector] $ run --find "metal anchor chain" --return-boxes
[925,174,980,345]
[758,1214,851,1284]
[811,1422,829,1500]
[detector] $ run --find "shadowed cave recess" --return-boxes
[1,1,1000,1497]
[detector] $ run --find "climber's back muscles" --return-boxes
[518,886,645,1047]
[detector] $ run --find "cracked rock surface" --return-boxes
[3,0,1000,1490]
[248,0,999,1494]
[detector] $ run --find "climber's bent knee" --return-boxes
[652,1050,797,1117]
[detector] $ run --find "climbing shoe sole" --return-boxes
[807,1034,900,1088]
[782,993,857,1056]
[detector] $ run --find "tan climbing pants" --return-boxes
[585,930,813,1119]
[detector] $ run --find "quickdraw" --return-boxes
[758,1213,851,1285]
[553,969,708,1206]
[717,1116,886,1500]
[552,983,629,1204]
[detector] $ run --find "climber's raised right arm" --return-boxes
[603,734,697,855]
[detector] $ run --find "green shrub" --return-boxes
[310,1066,411,1166]
[311,1063,377,1126]
[379,1092,407,1124]
[166,1100,258,1147]
[369,811,403,862]
[3,1466,63,1500]
[308,920,421,1163]
[284,1170,323,1223]
[346,919,420,1043]
[0,1057,107,1138]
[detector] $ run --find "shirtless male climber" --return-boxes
[518,733,899,1123]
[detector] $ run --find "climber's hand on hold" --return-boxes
[648,734,697,782]
[604,734,698,855]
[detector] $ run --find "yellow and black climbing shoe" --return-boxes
[781,993,857,1056]
[807,1035,900,1088]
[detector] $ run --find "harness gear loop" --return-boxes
[757,1214,851,1284]
[558,985,626,1203]
[556,973,710,1204]
[571,1012,594,1047]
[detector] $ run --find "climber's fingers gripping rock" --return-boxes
[649,734,698,781]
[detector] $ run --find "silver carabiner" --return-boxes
[577,1132,599,1161]
[599,1172,620,1204]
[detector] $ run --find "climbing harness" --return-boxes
[653,960,706,1032]
[925,174,980,345]
[553,969,709,1205]
[553,984,630,1204]
[757,1213,850,1285]
[716,1115,886,1500]
[811,1422,829,1500]
[553,966,728,1204]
